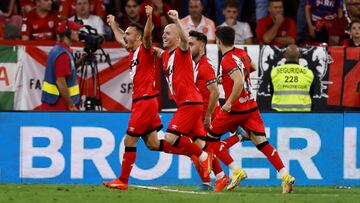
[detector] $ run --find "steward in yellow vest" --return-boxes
[270,45,314,111]
[41,20,82,111]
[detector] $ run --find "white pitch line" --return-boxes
[131,186,353,197]
[132,185,209,195]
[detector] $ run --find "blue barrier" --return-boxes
[0,112,359,186]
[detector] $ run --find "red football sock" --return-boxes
[119,147,136,184]
[222,135,240,149]
[191,155,211,183]
[175,136,203,157]
[206,141,221,154]
[160,140,191,157]
[207,141,234,166]
[257,141,284,171]
[212,158,223,175]
[216,148,234,166]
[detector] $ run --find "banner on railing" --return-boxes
[1,44,360,111]
[0,112,359,186]
[0,46,17,110]
[12,45,132,111]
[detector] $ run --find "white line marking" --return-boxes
[130,186,353,197]
[132,185,209,195]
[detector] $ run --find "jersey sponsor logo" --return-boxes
[239,95,253,103]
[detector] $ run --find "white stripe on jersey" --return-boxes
[194,60,199,82]
[165,52,175,95]
[129,46,140,81]
[231,54,254,99]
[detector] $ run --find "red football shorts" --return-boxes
[208,107,266,138]
[127,97,163,137]
[167,104,206,139]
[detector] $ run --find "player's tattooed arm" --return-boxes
[106,14,126,47]
[143,5,153,50]
[168,10,189,51]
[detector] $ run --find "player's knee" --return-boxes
[124,134,139,147]
[146,141,160,151]
[194,139,205,149]
[165,133,178,145]
[250,132,267,145]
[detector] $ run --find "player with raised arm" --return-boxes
[209,26,295,193]
[103,6,192,190]
[189,30,251,192]
[160,10,213,178]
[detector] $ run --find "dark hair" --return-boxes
[350,19,360,29]
[59,33,65,42]
[189,0,203,6]
[128,22,144,35]
[76,0,90,3]
[269,0,283,5]
[189,30,207,44]
[215,26,235,46]
[223,0,239,10]
[125,0,140,5]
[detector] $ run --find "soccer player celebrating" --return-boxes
[103,6,191,190]
[188,30,227,192]
[189,30,249,192]
[209,26,295,193]
[160,10,213,177]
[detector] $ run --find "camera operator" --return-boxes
[40,20,83,111]
[69,0,105,36]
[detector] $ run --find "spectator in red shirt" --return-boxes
[140,0,171,43]
[341,19,360,46]
[0,0,23,39]
[117,0,146,30]
[21,0,59,41]
[58,0,105,19]
[20,0,34,14]
[256,0,296,46]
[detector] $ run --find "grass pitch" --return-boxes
[0,184,359,203]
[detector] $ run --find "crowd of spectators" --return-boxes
[0,0,360,47]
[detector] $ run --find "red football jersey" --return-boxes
[128,45,159,101]
[20,0,33,7]
[195,55,217,109]
[256,15,296,46]
[162,48,203,106]
[21,10,59,40]
[219,47,257,111]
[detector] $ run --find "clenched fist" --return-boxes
[168,10,179,22]
[145,5,153,18]
[107,15,116,28]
